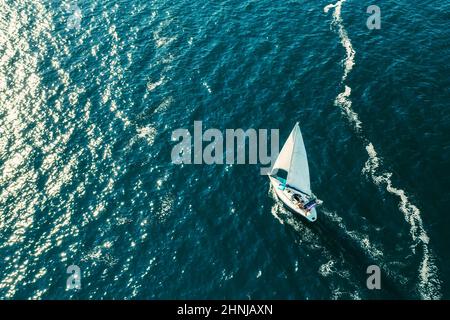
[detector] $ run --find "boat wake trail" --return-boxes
[324,0,441,299]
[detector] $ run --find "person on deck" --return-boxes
[293,194,304,210]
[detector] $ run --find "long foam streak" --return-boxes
[324,1,355,80]
[362,144,441,299]
[335,85,362,133]
[324,0,441,299]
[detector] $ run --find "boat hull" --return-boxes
[269,176,317,222]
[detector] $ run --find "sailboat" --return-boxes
[268,122,322,222]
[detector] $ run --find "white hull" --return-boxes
[269,176,317,222]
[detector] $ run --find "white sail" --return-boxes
[270,126,295,175]
[286,123,311,195]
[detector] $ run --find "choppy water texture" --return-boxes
[0,0,449,299]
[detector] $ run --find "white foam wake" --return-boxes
[324,1,355,80]
[324,0,441,299]
[362,144,441,299]
[335,85,362,133]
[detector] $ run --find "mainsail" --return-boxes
[271,123,311,195]
[270,126,295,174]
